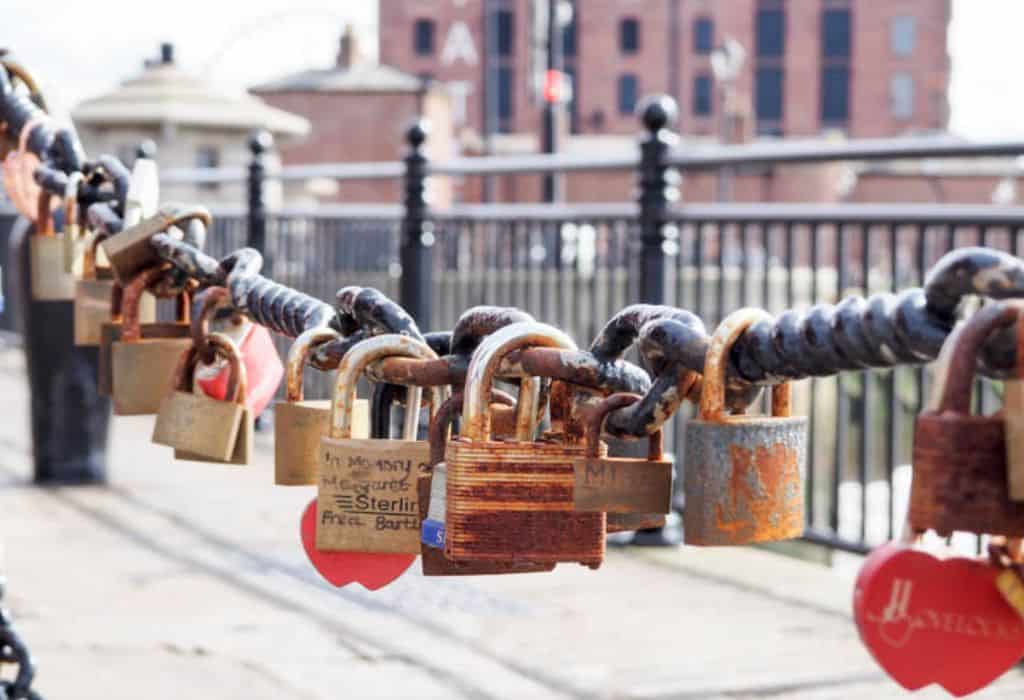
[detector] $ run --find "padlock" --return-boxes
[100,204,211,285]
[274,326,368,486]
[445,321,607,568]
[683,308,806,546]
[75,235,155,347]
[420,390,555,576]
[62,171,88,274]
[190,287,284,417]
[1,117,43,219]
[152,332,253,464]
[109,266,193,414]
[316,335,438,554]
[29,191,76,300]
[910,302,1024,537]
[574,393,673,533]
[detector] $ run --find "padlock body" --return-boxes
[101,216,170,285]
[445,438,606,567]
[607,513,667,532]
[74,282,154,347]
[99,320,185,395]
[273,399,368,485]
[910,413,1024,537]
[174,409,253,465]
[30,235,76,300]
[316,437,428,554]
[111,335,193,415]
[574,456,673,514]
[197,324,284,416]
[683,416,806,546]
[152,391,247,462]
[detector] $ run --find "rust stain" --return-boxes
[715,442,800,539]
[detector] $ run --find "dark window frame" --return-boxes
[822,8,851,58]
[693,73,713,116]
[755,1,786,136]
[413,18,435,56]
[693,17,714,54]
[495,8,515,57]
[820,4,852,127]
[619,17,641,54]
[618,73,639,116]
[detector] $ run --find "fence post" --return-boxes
[401,119,432,331]
[248,129,272,253]
[637,95,680,306]
[632,95,682,547]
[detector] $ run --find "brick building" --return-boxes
[380,0,950,143]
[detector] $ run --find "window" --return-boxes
[756,9,785,57]
[693,74,712,116]
[496,9,514,56]
[821,66,850,124]
[822,8,851,58]
[620,18,640,54]
[891,72,914,119]
[618,74,639,115]
[756,67,783,122]
[563,5,577,57]
[414,19,435,56]
[496,66,514,127]
[195,146,220,191]
[891,16,915,56]
[564,65,579,133]
[694,17,714,54]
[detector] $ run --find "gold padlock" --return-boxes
[152,332,253,464]
[29,191,76,301]
[110,266,193,415]
[100,204,211,285]
[316,335,438,554]
[75,235,155,347]
[274,326,368,486]
[62,171,88,274]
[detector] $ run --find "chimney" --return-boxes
[336,27,361,69]
[160,42,175,65]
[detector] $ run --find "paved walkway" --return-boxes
[1,354,1023,698]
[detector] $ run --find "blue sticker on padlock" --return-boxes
[421,519,446,548]
[421,463,448,549]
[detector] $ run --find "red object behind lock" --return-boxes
[197,322,283,416]
[854,542,1024,697]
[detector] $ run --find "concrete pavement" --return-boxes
[1,352,1023,699]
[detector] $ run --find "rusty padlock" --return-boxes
[574,393,673,533]
[100,204,211,285]
[110,266,193,414]
[420,390,555,576]
[75,234,155,347]
[29,191,76,300]
[152,332,253,464]
[910,302,1024,537]
[274,327,369,485]
[316,335,437,554]
[445,321,607,568]
[1,117,43,219]
[683,308,806,546]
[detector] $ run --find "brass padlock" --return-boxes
[420,389,555,576]
[75,235,155,347]
[574,393,673,533]
[29,191,76,300]
[152,332,253,464]
[100,204,211,285]
[274,327,369,485]
[910,302,1024,537]
[62,172,88,274]
[683,308,807,546]
[110,266,192,414]
[316,335,438,554]
[445,321,607,568]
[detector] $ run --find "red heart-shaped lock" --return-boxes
[854,542,1024,696]
[197,323,283,416]
[299,499,416,590]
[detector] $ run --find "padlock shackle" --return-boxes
[429,390,516,466]
[934,301,1018,416]
[699,308,791,421]
[287,326,340,402]
[84,231,109,280]
[191,286,231,364]
[35,190,54,235]
[329,334,438,440]
[585,392,664,460]
[62,171,84,236]
[172,331,248,405]
[461,321,577,442]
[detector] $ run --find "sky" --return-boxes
[0,0,1017,140]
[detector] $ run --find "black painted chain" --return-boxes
[2,61,1023,441]
[0,580,41,700]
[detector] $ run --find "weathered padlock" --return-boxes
[420,390,555,576]
[100,204,211,285]
[316,335,437,554]
[574,393,673,532]
[446,321,607,568]
[1,117,43,219]
[274,326,369,485]
[109,266,193,414]
[152,332,253,464]
[62,171,87,274]
[29,191,76,300]
[75,235,155,347]
[910,302,1024,537]
[684,308,806,546]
